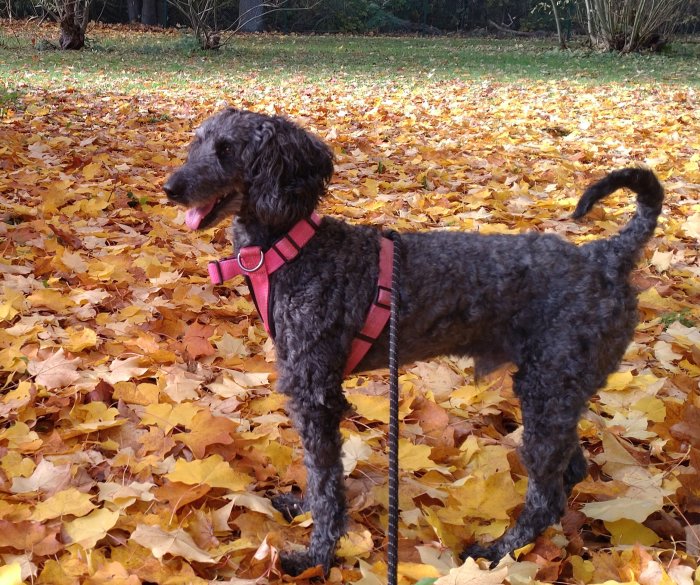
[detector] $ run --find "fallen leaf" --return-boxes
[164,455,252,490]
[62,508,120,548]
[11,459,72,495]
[581,497,662,523]
[434,558,508,585]
[27,348,80,389]
[183,322,216,359]
[130,524,216,563]
[31,488,96,521]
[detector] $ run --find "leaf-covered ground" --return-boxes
[1,23,700,585]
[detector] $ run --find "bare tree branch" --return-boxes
[167,0,323,49]
[33,0,92,48]
[585,0,685,51]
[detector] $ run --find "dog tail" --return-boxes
[573,168,663,274]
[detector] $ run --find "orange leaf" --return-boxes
[183,322,216,359]
[173,410,237,458]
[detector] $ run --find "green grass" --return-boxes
[660,309,696,329]
[0,84,22,116]
[1,23,699,93]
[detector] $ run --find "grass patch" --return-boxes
[0,85,22,116]
[1,22,699,93]
[660,309,696,329]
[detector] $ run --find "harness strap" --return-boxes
[208,213,321,286]
[208,212,321,335]
[208,213,394,375]
[344,237,394,375]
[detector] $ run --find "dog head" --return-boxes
[163,108,334,230]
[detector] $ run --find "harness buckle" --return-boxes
[237,249,265,273]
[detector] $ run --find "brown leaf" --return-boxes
[182,322,217,359]
[0,520,63,555]
[173,410,237,458]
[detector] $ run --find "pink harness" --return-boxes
[208,213,394,375]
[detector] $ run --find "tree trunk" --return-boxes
[127,0,141,22]
[583,0,598,47]
[238,0,264,31]
[550,0,566,49]
[59,21,85,48]
[141,0,157,25]
[59,0,86,49]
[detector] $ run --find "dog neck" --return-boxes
[231,217,298,250]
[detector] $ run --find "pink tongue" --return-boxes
[185,200,216,230]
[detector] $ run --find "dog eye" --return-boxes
[216,140,232,158]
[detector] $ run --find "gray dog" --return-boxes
[163,108,663,575]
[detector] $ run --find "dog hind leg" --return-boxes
[463,370,587,565]
[564,444,588,496]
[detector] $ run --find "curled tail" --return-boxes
[573,168,664,274]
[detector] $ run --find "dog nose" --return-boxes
[163,176,183,202]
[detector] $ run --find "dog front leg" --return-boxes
[280,399,347,576]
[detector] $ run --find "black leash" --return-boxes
[387,231,402,585]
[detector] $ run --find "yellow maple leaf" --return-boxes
[604,518,660,546]
[602,371,635,392]
[31,488,96,521]
[58,250,88,273]
[248,393,287,415]
[173,410,237,458]
[0,421,41,452]
[63,508,120,548]
[82,162,102,180]
[161,367,202,402]
[62,402,125,437]
[113,382,159,406]
[63,196,111,217]
[27,289,74,312]
[141,402,202,433]
[581,497,662,523]
[164,455,252,490]
[654,340,682,369]
[0,287,24,321]
[0,452,35,480]
[65,326,99,352]
[348,393,390,423]
[399,438,435,472]
[448,471,521,522]
[0,563,22,585]
[569,556,595,583]
[398,563,443,581]
[263,441,293,470]
[637,287,676,311]
[98,481,155,509]
[10,459,71,495]
[337,529,374,559]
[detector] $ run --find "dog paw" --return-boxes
[271,492,308,522]
[279,550,324,577]
[460,543,503,568]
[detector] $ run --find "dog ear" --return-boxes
[243,117,334,227]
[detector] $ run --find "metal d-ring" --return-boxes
[237,249,264,272]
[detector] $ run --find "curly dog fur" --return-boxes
[163,108,664,575]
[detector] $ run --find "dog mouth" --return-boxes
[184,192,238,230]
